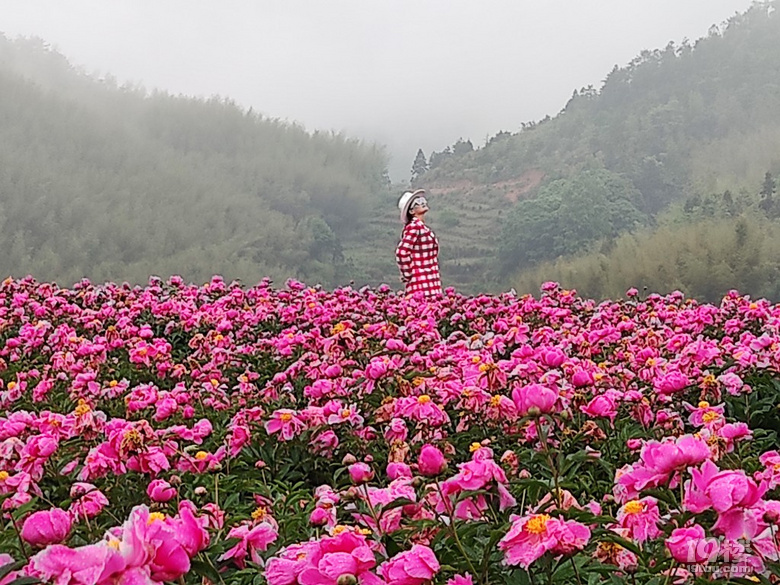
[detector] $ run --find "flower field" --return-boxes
[2,276,780,584]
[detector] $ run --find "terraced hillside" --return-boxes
[343,170,544,294]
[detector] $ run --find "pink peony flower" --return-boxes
[417,445,446,477]
[511,384,559,416]
[265,410,307,441]
[446,575,474,585]
[220,521,279,568]
[147,479,177,503]
[349,463,374,484]
[69,482,109,520]
[21,507,72,547]
[27,542,126,584]
[616,497,661,542]
[387,462,413,480]
[378,545,440,585]
[499,514,590,568]
[665,525,717,564]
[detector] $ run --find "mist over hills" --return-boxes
[2,1,780,300]
[409,0,780,300]
[0,35,390,288]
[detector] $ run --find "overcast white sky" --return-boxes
[0,0,756,180]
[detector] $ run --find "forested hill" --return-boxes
[0,35,392,288]
[410,1,780,300]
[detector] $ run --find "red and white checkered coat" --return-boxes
[395,218,442,298]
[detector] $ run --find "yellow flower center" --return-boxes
[479,363,490,373]
[702,375,716,387]
[109,380,118,387]
[332,525,348,535]
[341,409,351,418]
[74,400,91,416]
[645,358,656,367]
[7,381,17,390]
[526,514,550,534]
[417,395,431,404]
[0,471,9,481]
[471,355,481,364]
[147,512,166,525]
[331,323,346,335]
[108,538,121,550]
[296,552,307,561]
[702,411,720,424]
[749,303,758,310]
[358,528,372,535]
[210,379,219,387]
[214,334,223,342]
[490,395,502,407]
[469,442,482,453]
[137,348,147,356]
[698,401,710,409]
[623,500,645,515]
[251,506,268,521]
[412,377,425,387]
[195,451,209,460]
[239,375,248,383]
[121,429,143,451]
[280,412,293,422]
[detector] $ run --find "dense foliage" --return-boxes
[0,36,391,289]
[414,1,780,296]
[3,277,780,584]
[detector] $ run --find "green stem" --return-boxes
[434,480,481,582]
[535,416,561,508]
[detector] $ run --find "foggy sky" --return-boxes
[0,0,756,180]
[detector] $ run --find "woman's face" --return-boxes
[410,196,429,218]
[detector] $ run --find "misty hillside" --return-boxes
[402,1,780,300]
[0,35,391,287]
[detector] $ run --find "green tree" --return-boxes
[411,148,428,181]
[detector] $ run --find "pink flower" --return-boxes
[147,479,177,503]
[684,460,767,539]
[27,542,126,584]
[296,530,382,585]
[220,521,279,568]
[665,525,717,564]
[21,507,72,547]
[349,463,374,484]
[378,545,440,585]
[446,575,474,585]
[616,497,661,542]
[499,514,590,568]
[387,462,412,480]
[265,542,321,585]
[581,392,620,424]
[69,483,109,520]
[265,410,307,441]
[384,419,408,442]
[417,445,446,477]
[654,371,690,395]
[511,384,558,416]
[394,395,450,427]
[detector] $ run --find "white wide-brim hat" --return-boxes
[398,189,427,223]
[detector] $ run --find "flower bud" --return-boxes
[342,454,357,466]
[337,574,357,585]
[348,462,374,484]
[417,444,446,477]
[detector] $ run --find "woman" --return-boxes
[395,189,442,299]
